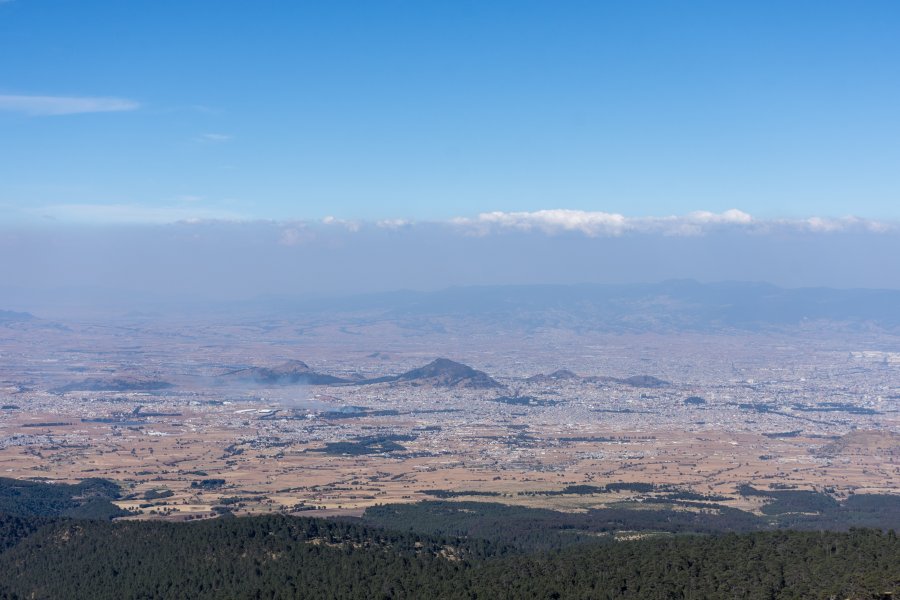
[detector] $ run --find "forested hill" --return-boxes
[0,512,898,599]
[0,477,126,520]
[0,478,898,598]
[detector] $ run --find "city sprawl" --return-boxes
[1,311,897,520]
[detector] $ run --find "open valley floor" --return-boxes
[1,313,897,521]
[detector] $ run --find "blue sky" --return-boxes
[2,0,899,225]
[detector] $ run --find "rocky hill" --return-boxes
[384,358,503,389]
[223,360,351,385]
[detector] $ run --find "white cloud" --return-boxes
[450,209,893,237]
[798,215,892,234]
[804,216,848,233]
[36,203,243,224]
[465,209,630,236]
[376,218,412,229]
[0,94,140,116]
[322,215,361,232]
[687,209,753,224]
[452,208,751,237]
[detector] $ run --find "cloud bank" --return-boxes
[452,209,754,236]
[3,211,899,314]
[450,209,891,237]
[20,205,897,238]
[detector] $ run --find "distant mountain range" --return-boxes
[53,359,663,393]
[224,358,502,389]
[55,359,667,394]
[249,280,900,333]
[10,280,900,333]
[220,358,672,391]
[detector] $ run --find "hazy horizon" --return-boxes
[2,213,900,316]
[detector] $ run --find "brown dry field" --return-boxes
[1,406,896,519]
[1,323,898,519]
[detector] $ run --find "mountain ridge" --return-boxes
[236,280,900,333]
[223,360,352,385]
